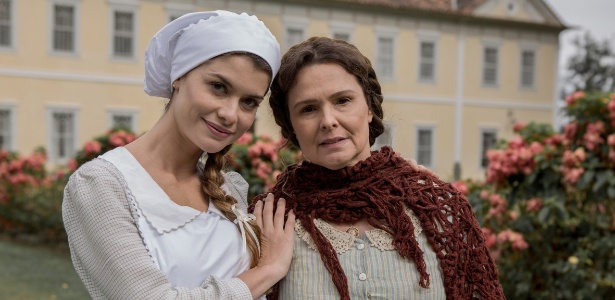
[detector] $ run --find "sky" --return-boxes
[543,0,615,75]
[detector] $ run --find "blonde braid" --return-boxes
[202,145,262,267]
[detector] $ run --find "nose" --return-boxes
[217,98,239,125]
[320,106,338,131]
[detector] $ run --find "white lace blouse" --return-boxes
[63,146,256,299]
[100,147,251,288]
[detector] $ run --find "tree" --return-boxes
[564,33,615,95]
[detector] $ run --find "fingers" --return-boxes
[407,158,420,172]
[284,210,296,236]
[253,200,263,229]
[273,198,286,228]
[262,193,275,229]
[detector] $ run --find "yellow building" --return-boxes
[0,0,566,180]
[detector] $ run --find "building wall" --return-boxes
[0,0,562,179]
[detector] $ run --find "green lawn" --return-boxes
[0,237,89,300]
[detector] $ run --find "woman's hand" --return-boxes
[238,193,295,298]
[252,193,296,277]
[393,151,439,178]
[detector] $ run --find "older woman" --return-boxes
[253,37,504,300]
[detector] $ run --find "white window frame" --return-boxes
[0,102,16,151]
[108,0,139,61]
[329,21,354,43]
[417,31,439,83]
[283,16,307,52]
[372,123,395,150]
[48,0,81,56]
[107,108,138,133]
[47,105,79,164]
[165,2,194,23]
[519,44,537,90]
[375,26,398,81]
[0,0,16,51]
[479,127,498,170]
[415,124,435,169]
[481,39,501,87]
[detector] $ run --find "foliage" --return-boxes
[564,33,615,96]
[72,128,138,170]
[457,91,615,299]
[0,128,137,243]
[226,133,302,201]
[0,148,69,242]
[0,128,300,241]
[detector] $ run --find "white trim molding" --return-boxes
[107,107,139,132]
[0,68,142,85]
[414,123,436,169]
[48,0,82,57]
[46,104,80,164]
[0,0,17,51]
[374,25,398,81]
[108,1,140,61]
[0,101,17,151]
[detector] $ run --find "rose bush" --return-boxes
[226,132,302,201]
[0,129,300,241]
[461,91,615,299]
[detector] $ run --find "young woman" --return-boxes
[63,11,294,299]
[255,37,505,300]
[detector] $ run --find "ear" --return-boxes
[368,109,373,123]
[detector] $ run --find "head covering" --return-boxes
[144,10,281,98]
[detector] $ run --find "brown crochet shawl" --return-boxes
[251,146,504,300]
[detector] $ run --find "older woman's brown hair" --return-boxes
[269,36,385,148]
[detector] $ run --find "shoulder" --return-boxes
[67,158,123,187]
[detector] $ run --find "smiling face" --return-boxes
[288,63,374,170]
[170,54,270,154]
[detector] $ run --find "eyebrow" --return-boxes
[291,89,355,109]
[207,72,266,100]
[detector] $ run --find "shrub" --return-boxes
[461,91,615,299]
[0,148,69,242]
[226,132,302,201]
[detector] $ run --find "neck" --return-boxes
[126,115,203,178]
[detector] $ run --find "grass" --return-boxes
[0,236,89,300]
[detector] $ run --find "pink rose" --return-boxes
[513,122,526,133]
[526,198,543,212]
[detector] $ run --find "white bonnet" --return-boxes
[144,10,281,98]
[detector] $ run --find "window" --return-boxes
[372,124,394,150]
[0,0,13,48]
[108,109,137,132]
[333,32,350,42]
[285,28,304,51]
[165,3,193,23]
[480,129,498,168]
[0,108,13,151]
[110,7,136,58]
[482,46,499,86]
[419,40,436,82]
[48,108,78,163]
[283,17,307,52]
[520,49,536,88]
[376,35,394,79]
[52,4,75,52]
[330,21,354,43]
[416,126,434,168]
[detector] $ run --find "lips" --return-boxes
[320,137,346,146]
[204,119,233,138]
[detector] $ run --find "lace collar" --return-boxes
[100,147,228,234]
[294,205,423,253]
